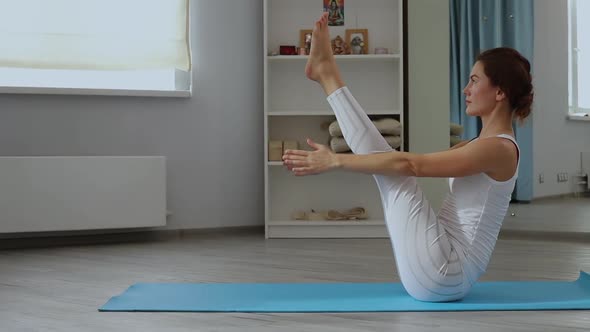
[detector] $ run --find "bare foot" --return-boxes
[304,12,345,95]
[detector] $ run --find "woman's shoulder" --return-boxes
[475,134,519,181]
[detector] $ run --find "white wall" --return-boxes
[408,0,450,211]
[0,0,579,236]
[0,0,450,236]
[0,0,453,235]
[0,0,264,231]
[533,0,590,198]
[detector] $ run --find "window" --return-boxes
[0,0,191,97]
[569,0,589,115]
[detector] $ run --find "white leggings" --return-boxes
[327,87,473,302]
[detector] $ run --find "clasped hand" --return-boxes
[282,138,340,176]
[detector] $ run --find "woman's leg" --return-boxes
[327,87,470,302]
[307,13,471,301]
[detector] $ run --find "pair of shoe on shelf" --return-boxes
[292,207,368,221]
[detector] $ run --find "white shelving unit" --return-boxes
[268,54,401,61]
[264,0,405,238]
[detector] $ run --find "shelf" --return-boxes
[264,0,403,239]
[268,54,400,61]
[268,110,401,116]
[269,220,384,226]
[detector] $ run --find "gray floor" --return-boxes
[1,197,590,332]
[504,195,590,234]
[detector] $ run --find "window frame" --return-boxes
[0,2,192,98]
[568,0,589,119]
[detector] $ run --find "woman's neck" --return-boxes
[479,103,514,138]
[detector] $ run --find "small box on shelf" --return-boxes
[268,140,283,161]
[269,140,300,161]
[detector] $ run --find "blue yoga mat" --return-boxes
[100,271,590,312]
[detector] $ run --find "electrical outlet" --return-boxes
[557,172,569,182]
[539,173,544,183]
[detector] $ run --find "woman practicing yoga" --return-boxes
[282,13,533,302]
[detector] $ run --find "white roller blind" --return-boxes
[577,0,589,109]
[0,0,190,71]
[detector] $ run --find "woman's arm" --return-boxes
[449,139,470,150]
[283,137,517,179]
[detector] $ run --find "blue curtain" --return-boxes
[450,0,534,201]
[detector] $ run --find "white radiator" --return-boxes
[0,156,166,233]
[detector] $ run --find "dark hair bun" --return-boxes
[476,47,533,124]
[514,92,533,121]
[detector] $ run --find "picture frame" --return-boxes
[345,29,369,55]
[323,0,345,26]
[299,29,313,55]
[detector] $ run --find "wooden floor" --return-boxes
[1,198,590,331]
[504,195,590,234]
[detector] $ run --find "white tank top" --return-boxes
[438,134,520,283]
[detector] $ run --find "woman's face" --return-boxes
[463,61,502,116]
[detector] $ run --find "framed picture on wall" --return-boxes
[323,0,344,26]
[345,29,368,55]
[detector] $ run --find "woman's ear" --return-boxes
[496,89,506,102]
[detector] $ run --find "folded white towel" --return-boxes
[330,135,402,153]
[329,118,402,137]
